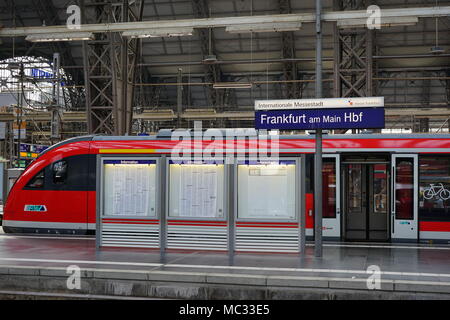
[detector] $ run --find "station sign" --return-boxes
[19,143,48,154]
[255,107,385,130]
[255,97,384,111]
[254,97,385,130]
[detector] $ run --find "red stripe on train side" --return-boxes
[420,221,450,232]
[90,138,450,154]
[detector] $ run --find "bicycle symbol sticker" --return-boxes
[423,183,450,200]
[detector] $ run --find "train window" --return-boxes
[395,158,414,220]
[53,160,68,184]
[26,170,45,188]
[419,156,450,221]
[323,160,336,218]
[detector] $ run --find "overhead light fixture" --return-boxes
[430,46,445,54]
[337,16,418,29]
[122,28,194,38]
[25,32,94,42]
[7,62,21,70]
[213,82,252,89]
[203,54,218,64]
[225,22,302,34]
[431,13,445,55]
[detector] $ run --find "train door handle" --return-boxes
[309,210,313,216]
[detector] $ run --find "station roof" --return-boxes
[0,0,449,127]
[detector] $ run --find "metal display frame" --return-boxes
[233,157,302,252]
[234,157,300,223]
[96,154,162,248]
[94,154,308,252]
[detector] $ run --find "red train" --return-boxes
[3,133,450,244]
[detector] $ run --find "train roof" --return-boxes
[36,132,450,158]
[90,132,450,140]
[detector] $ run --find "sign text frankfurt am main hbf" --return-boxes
[254,97,385,130]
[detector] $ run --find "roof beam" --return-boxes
[1,6,449,37]
[2,106,450,122]
[278,0,302,99]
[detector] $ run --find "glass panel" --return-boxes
[26,170,44,188]
[52,160,68,184]
[322,160,336,218]
[373,164,388,214]
[348,164,362,214]
[169,164,224,218]
[419,156,450,221]
[395,159,414,220]
[238,162,295,219]
[103,161,157,217]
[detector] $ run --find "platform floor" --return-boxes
[0,230,449,299]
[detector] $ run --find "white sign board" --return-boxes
[255,97,384,110]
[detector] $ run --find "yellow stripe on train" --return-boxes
[99,149,156,154]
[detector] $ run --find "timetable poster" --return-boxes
[103,160,156,216]
[178,165,218,217]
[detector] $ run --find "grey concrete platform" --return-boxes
[0,231,449,299]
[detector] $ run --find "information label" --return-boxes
[255,107,385,130]
[255,97,384,110]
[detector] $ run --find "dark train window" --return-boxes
[22,154,95,191]
[322,159,336,218]
[419,156,450,221]
[26,170,45,188]
[395,158,414,220]
[53,160,68,184]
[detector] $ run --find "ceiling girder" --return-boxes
[1,6,449,37]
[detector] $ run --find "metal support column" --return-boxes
[177,68,183,127]
[278,0,302,99]
[50,53,61,142]
[82,0,144,135]
[159,155,167,253]
[314,0,323,257]
[300,154,306,254]
[333,0,375,134]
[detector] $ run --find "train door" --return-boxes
[323,154,341,239]
[391,154,418,241]
[342,160,390,241]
